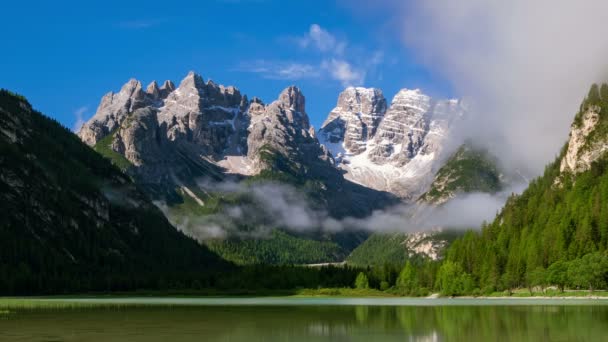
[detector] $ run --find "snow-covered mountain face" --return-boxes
[318,87,465,200]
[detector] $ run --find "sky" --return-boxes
[3,0,608,180]
[0,0,451,132]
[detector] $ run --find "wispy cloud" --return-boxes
[72,106,88,132]
[156,178,525,241]
[216,0,267,3]
[297,24,346,55]
[238,23,383,87]
[236,60,320,80]
[321,59,365,87]
[116,19,166,30]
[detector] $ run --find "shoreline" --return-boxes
[454,295,608,300]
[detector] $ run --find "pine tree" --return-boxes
[396,261,418,295]
[354,272,369,289]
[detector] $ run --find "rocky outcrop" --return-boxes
[113,107,164,167]
[319,87,464,200]
[559,105,608,174]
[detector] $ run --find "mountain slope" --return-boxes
[346,144,504,266]
[0,90,227,295]
[420,144,503,204]
[346,231,462,267]
[445,84,608,291]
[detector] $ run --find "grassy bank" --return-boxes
[293,288,395,297]
[483,289,608,298]
[1,288,607,312]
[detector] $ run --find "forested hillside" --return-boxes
[439,84,608,294]
[420,143,503,204]
[0,90,228,295]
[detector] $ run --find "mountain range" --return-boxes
[2,75,607,295]
[74,71,502,264]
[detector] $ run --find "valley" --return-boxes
[3,78,608,298]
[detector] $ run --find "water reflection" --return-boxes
[1,304,607,341]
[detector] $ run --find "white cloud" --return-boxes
[72,106,88,132]
[321,59,365,87]
[298,24,346,55]
[386,0,608,176]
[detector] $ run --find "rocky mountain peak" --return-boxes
[78,78,150,146]
[319,87,387,156]
[146,81,160,99]
[248,97,266,116]
[246,86,322,173]
[120,78,143,95]
[278,86,306,114]
[159,80,175,97]
[179,71,205,91]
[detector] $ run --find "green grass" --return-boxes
[294,288,396,297]
[0,289,393,311]
[93,130,133,171]
[483,289,608,298]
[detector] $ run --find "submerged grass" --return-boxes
[0,298,165,311]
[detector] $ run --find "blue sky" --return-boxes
[0,0,452,131]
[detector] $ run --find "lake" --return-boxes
[2,297,608,341]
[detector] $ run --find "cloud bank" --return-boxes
[390,0,608,176]
[157,180,523,241]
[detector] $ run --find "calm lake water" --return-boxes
[2,297,608,341]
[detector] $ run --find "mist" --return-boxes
[155,180,525,242]
[366,0,608,176]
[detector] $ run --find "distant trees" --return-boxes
[396,262,418,295]
[567,253,608,292]
[355,272,370,289]
[435,261,473,296]
[526,267,548,294]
